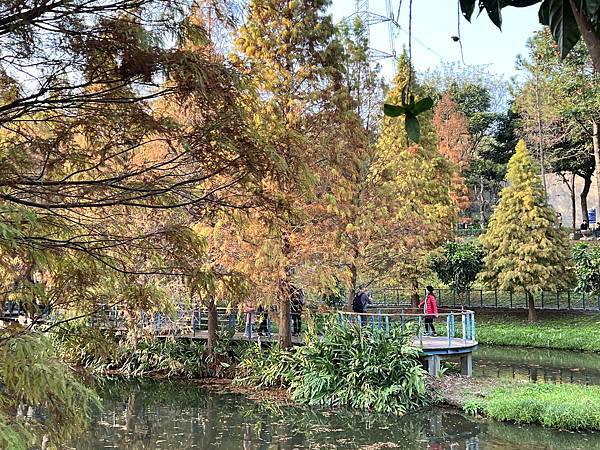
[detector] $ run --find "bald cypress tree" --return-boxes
[375,56,456,305]
[480,140,573,322]
[234,0,340,347]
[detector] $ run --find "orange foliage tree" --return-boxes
[432,93,473,212]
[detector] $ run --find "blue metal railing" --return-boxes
[335,308,476,348]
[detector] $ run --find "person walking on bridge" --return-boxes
[290,285,304,336]
[419,286,438,336]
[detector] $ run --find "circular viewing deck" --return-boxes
[336,308,478,376]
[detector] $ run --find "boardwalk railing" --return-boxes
[89,306,251,336]
[371,289,600,311]
[83,305,478,348]
[335,308,476,348]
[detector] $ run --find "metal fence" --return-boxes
[455,228,600,239]
[371,288,600,311]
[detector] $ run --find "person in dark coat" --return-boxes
[352,287,371,313]
[290,285,304,336]
[256,304,270,336]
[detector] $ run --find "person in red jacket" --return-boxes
[419,285,439,336]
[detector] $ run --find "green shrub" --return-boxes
[108,338,207,378]
[573,243,600,296]
[291,323,426,414]
[483,383,600,430]
[463,399,485,416]
[236,344,299,388]
[236,321,427,414]
[52,321,248,378]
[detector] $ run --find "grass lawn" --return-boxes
[476,310,600,352]
[477,383,600,431]
[434,375,600,431]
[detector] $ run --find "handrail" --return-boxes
[335,307,476,345]
[68,305,478,345]
[336,307,475,318]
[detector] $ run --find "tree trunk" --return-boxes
[581,174,592,223]
[207,299,217,354]
[570,172,576,230]
[279,234,293,348]
[534,71,547,198]
[593,121,600,223]
[478,176,486,230]
[571,2,600,222]
[411,280,419,308]
[570,0,600,72]
[348,261,358,311]
[526,291,537,323]
[278,289,292,348]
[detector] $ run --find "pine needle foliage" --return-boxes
[0,332,100,449]
[479,140,573,320]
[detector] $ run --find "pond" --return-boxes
[68,380,600,450]
[473,345,600,385]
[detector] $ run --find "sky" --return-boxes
[330,0,542,82]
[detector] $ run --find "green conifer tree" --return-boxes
[480,140,573,322]
[375,56,456,305]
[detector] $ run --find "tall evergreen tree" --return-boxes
[480,140,573,322]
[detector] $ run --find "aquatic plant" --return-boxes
[235,342,300,388]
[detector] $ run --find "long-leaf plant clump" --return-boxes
[235,320,427,414]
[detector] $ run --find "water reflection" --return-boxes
[65,380,600,450]
[473,346,600,385]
